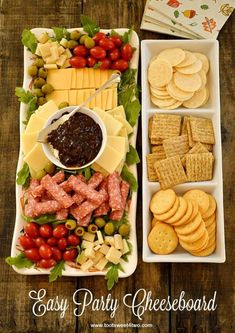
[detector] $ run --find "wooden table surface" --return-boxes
[0,1,234,332]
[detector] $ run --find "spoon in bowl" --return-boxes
[37,72,120,143]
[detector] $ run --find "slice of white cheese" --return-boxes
[21,131,38,155]
[118,127,129,153]
[114,114,133,135]
[36,100,58,120]
[105,246,122,265]
[93,107,123,136]
[24,114,46,134]
[106,105,126,119]
[107,136,126,156]
[24,143,50,172]
[94,144,123,174]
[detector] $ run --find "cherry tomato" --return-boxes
[51,247,62,261]
[93,32,106,45]
[112,59,129,72]
[63,248,78,261]
[39,244,53,259]
[47,237,57,246]
[99,38,115,51]
[53,225,68,239]
[34,237,46,248]
[25,222,39,238]
[25,248,41,262]
[19,235,35,250]
[39,224,53,238]
[121,43,133,61]
[109,48,120,61]
[73,45,89,57]
[90,46,106,60]
[99,58,111,70]
[38,259,56,269]
[69,56,86,68]
[67,234,80,246]
[110,35,123,47]
[57,237,68,251]
[87,56,97,67]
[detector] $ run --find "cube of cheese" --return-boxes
[44,64,57,69]
[83,232,96,242]
[95,257,108,271]
[92,251,104,265]
[76,251,87,265]
[94,244,102,251]
[24,143,50,172]
[99,244,110,255]
[60,38,68,48]
[104,236,115,247]
[50,45,59,61]
[35,44,42,57]
[64,48,72,59]
[121,239,130,255]
[81,240,94,249]
[80,259,94,272]
[58,45,65,55]
[61,59,71,69]
[96,230,104,244]
[56,54,67,67]
[39,42,51,58]
[114,234,123,250]
[105,246,122,265]
[84,247,95,259]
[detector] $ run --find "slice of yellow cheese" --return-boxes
[83,68,90,89]
[21,131,38,155]
[36,100,58,120]
[47,90,69,106]
[76,69,84,89]
[69,90,77,105]
[101,90,108,110]
[94,144,124,174]
[112,88,118,108]
[94,69,101,88]
[88,68,95,88]
[24,143,50,172]
[25,114,46,134]
[105,89,113,110]
[77,90,84,105]
[71,68,77,89]
[47,68,72,90]
[94,91,102,109]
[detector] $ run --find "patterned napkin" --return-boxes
[141,0,235,39]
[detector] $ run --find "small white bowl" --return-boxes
[42,106,107,170]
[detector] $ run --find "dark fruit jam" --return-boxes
[48,112,103,167]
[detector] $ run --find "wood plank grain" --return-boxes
[170,12,235,333]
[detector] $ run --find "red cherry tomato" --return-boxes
[90,46,106,59]
[63,248,78,261]
[51,247,62,261]
[25,222,39,238]
[19,235,35,250]
[73,45,89,57]
[38,259,56,269]
[39,244,53,259]
[110,35,123,47]
[69,56,86,68]
[99,38,115,51]
[53,225,68,239]
[34,237,46,248]
[39,224,53,238]
[112,59,129,72]
[25,248,41,262]
[87,56,97,67]
[93,32,106,45]
[109,48,120,61]
[67,234,80,246]
[57,237,68,251]
[99,58,111,69]
[47,237,57,246]
[121,43,133,61]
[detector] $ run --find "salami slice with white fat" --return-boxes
[109,180,130,221]
[32,171,65,198]
[93,202,110,217]
[56,208,69,220]
[108,172,123,211]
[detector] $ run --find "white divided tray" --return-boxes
[11,28,139,277]
[141,39,225,263]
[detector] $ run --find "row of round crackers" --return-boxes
[148,48,210,110]
[148,189,216,256]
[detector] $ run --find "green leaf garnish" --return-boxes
[49,260,65,282]
[125,99,141,127]
[16,163,30,188]
[126,145,140,166]
[22,214,57,224]
[110,29,120,37]
[5,253,34,269]
[15,87,37,124]
[121,165,138,192]
[93,61,102,69]
[122,27,133,44]
[105,263,124,290]
[52,27,70,41]
[21,29,37,53]
[80,15,100,37]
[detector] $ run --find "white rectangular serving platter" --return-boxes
[141,39,226,263]
[11,28,139,278]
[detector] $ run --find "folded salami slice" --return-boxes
[56,208,69,220]
[109,180,130,221]
[24,179,40,217]
[108,172,123,211]
[68,175,104,205]
[93,202,110,217]
[34,200,62,216]
[77,213,92,227]
[41,175,74,208]
[32,171,65,198]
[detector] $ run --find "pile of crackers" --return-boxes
[148,48,209,109]
[148,189,216,257]
[147,113,215,189]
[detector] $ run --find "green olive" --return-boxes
[33,58,44,68]
[65,219,77,230]
[38,67,48,79]
[43,162,55,174]
[34,77,46,88]
[118,224,130,237]
[84,37,95,49]
[70,30,82,41]
[75,226,85,237]
[79,34,89,44]
[67,40,78,49]
[32,88,44,97]
[58,101,69,109]
[104,222,115,236]
[28,65,38,77]
[34,169,47,180]
[37,97,47,106]
[94,217,106,228]
[41,83,54,94]
[88,224,98,234]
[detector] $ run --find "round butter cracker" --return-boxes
[176,59,202,75]
[148,222,178,254]
[165,197,188,224]
[174,72,202,93]
[154,196,180,221]
[148,59,173,88]
[183,189,210,216]
[176,51,197,68]
[172,199,193,226]
[158,48,185,66]
[166,79,194,101]
[202,194,217,220]
[194,52,210,74]
[175,212,202,235]
[150,189,176,215]
[183,87,208,108]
